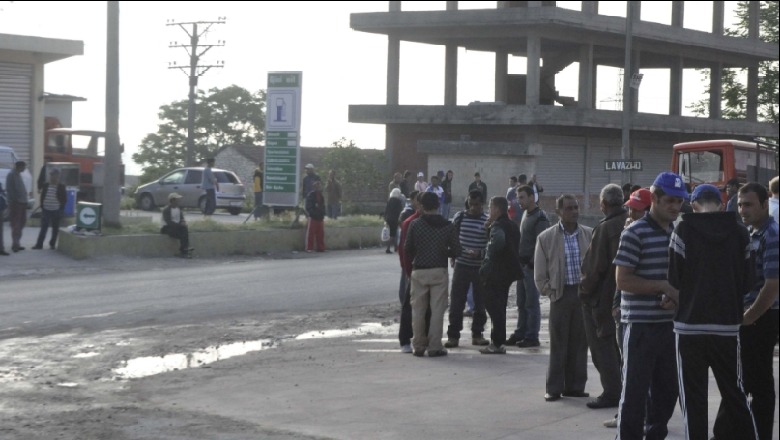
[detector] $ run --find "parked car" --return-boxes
[0,145,35,221]
[135,167,246,215]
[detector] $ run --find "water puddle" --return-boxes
[113,322,395,380]
[73,352,100,358]
[114,339,275,380]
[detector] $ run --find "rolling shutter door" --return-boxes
[0,62,33,163]
[536,143,586,193]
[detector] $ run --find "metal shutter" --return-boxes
[0,62,33,162]
[536,143,586,194]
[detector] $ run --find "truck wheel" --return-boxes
[139,194,155,211]
[228,207,242,216]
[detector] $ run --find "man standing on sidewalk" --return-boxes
[715,182,779,440]
[444,189,490,349]
[507,185,550,347]
[479,196,522,354]
[579,184,625,410]
[6,161,29,252]
[668,184,757,440]
[404,192,457,357]
[202,158,219,216]
[614,172,684,440]
[534,194,592,401]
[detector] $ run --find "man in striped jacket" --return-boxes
[613,172,685,440]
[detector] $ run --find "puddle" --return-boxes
[114,339,275,380]
[73,352,100,358]
[113,322,396,380]
[296,322,397,339]
[56,382,79,388]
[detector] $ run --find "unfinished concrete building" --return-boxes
[349,1,779,208]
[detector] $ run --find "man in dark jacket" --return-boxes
[33,168,67,250]
[305,180,326,252]
[578,183,625,410]
[479,196,522,354]
[161,193,193,258]
[668,184,756,440]
[6,161,29,252]
[404,191,457,357]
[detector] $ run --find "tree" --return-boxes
[321,138,386,204]
[689,1,778,125]
[133,85,266,182]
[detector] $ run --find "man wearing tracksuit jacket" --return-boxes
[668,184,757,440]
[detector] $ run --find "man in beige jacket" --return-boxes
[534,194,593,402]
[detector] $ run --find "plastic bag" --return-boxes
[381,225,390,243]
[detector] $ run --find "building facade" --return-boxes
[349,1,779,210]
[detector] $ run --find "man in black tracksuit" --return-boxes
[668,184,756,440]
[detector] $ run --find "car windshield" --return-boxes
[0,151,14,169]
[215,171,238,184]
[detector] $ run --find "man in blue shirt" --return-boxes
[201,158,219,216]
[714,182,779,440]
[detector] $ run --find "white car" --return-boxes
[0,145,35,220]
[135,167,247,215]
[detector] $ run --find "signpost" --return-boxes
[263,72,302,207]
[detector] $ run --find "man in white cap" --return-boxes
[414,171,428,193]
[301,163,321,202]
[161,192,192,258]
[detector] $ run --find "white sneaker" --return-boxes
[603,417,617,428]
[400,344,413,353]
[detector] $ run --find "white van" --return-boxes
[0,146,36,219]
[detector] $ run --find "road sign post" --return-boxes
[263,72,302,207]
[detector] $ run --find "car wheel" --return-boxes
[139,193,155,211]
[198,196,207,214]
[228,207,242,216]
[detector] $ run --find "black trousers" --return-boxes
[447,263,487,339]
[35,208,62,247]
[483,281,511,347]
[676,333,757,440]
[547,285,588,395]
[582,302,622,401]
[164,223,190,252]
[618,322,679,440]
[715,309,778,440]
[398,275,430,346]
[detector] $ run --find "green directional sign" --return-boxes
[264,71,302,207]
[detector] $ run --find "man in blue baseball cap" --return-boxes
[613,171,685,438]
[668,182,757,440]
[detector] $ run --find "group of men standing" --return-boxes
[395,168,778,440]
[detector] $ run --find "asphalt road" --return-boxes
[0,248,400,338]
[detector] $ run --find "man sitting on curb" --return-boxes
[161,192,193,258]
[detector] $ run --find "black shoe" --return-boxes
[444,339,459,348]
[587,395,619,409]
[427,349,448,357]
[516,338,540,348]
[505,334,522,346]
[385,249,392,254]
[412,350,425,357]
[50,244,56,250]
[32,245,43,250]
[0,251,9,256]
[12,246,25,252]
[562,390,590,398]
[544,393,561,402]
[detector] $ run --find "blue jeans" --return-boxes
[513,266,540,340]
[440,202,450,220]
[327,203,341,219]
[35,208,62,248]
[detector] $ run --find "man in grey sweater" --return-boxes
[6,161,29,252]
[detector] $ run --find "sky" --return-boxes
[1,1,740,175]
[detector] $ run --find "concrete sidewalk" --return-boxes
[127,299,780,440]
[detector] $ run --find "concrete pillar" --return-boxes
[710,2,724,119]
[582,1,598,14]
[446,1,458,10]
[389,1,401,12]
[672,1,683,27]
[712,1,724,34]
[746,1,759,121]
[630,50,640,113]
[495,51,508,102]
[526,33,541,105]
[387,36,400,105]
[669,57,683,115]
[445,45,458,105]
[578,44,594,109]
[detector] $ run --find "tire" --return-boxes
[139,193,155,211]
[228,207,242,216]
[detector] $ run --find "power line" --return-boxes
[166,18,226,167]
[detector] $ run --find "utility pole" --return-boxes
[167,18,225,167]
[104,1,121,227]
